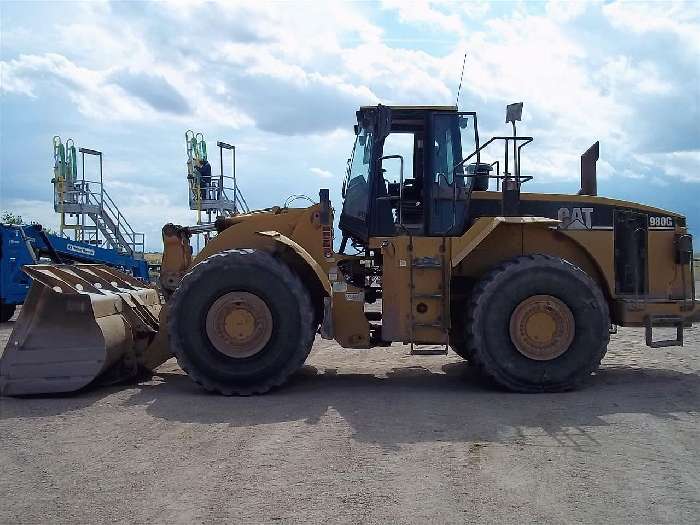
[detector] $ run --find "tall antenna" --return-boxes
[455,50,468,107]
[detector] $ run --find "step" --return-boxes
[412,293,443,299]
[412,257,443,269]
[365,311,382,321]
[61,225,98,230]
[410,345,448,356]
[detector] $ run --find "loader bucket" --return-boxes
[0,264,168,396]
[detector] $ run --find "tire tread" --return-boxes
[464,254,610,392]
[167,249,315,395]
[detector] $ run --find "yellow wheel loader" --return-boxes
[1,104,698,396]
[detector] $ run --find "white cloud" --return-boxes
[1,53,162,121]
[2,0,699,248]
[620,169,646,180]
[598,56,674,96]
[603,1,700,53]
[381,0,464,33]
[310,168,334,179]
[649,176,670,188]
[545,1,589,22]
[0,199,59,232]
[0,52,252,127]
[635,151,700,183]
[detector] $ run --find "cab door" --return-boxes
[427,112,476,236]
[339,105,392,243]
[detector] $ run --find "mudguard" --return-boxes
[256,230,331,295]
[451,216,560,267]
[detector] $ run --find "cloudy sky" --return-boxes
[1,0,698,250]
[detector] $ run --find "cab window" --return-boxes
[342,126,373,221]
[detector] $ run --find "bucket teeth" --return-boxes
[0,264,167,396]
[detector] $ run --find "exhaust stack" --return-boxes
[579,141,599,196]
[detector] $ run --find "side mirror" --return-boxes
[506,102,523,124]
[341,178,347,198]
[319,188,331,226]
[358,134,366,146]
[459,115,470,129]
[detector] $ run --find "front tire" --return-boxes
[465,254,609,392]
[168,249,315,395]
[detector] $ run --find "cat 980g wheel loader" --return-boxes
[1,103,698,396]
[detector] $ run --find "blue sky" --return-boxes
[1,0,698,250]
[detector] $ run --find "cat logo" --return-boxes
[557,207,593,230]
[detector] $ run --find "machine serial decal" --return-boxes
[649,216,674,228]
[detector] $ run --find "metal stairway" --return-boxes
[53,140,144,257]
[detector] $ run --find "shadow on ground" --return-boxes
[4,360,697,449]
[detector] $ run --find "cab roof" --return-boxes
[359,104,457,112]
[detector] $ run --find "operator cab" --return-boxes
[339,105,496,249]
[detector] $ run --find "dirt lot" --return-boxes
[1,307,699,524]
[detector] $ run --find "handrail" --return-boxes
[453,135,533,178]
[78,180,138,238]
[52,140,145,255]
[381,154,405,226]
[186,134,250,224]
[437,135,534,236]
[55,178,144,254]
[187,170,250,210]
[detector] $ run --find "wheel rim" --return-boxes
[205,292,273,358]
[509,295,575,361]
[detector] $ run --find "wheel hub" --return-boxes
[509,295,575,361]
[205,292,273,358]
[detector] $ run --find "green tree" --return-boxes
[1,211,23,225]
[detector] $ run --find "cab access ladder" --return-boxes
[408,238,450,355]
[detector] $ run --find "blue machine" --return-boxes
[0,223,149,322]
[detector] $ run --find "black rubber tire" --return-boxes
[168,249,315,395]
[464,254,610,392]
[0,303,16,323]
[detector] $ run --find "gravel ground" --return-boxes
[1,306,699,524]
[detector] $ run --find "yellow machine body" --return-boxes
[157,192,697,350]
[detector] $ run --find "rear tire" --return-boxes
[464,254,609,392]
[168,249,315,395]
[0,303,16,323]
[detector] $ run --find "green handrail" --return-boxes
[66,138,77,182]
[53,135,66,179]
